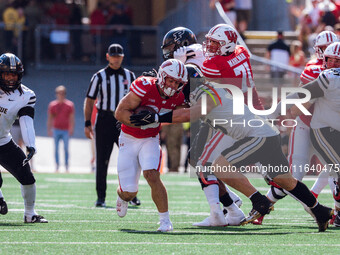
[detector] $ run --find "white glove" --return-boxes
[174,46,188,64]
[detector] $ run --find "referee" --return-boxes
[84,44,140,207]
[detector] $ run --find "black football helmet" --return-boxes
[0,53,24,92]
[161,27,197,60]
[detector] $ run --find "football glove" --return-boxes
[23,147,36,166]
[174,46,188,64]
[142,69,157,77]
[130,110,159,126]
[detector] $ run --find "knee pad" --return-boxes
[267,186,287,202]
[198,174,218,189]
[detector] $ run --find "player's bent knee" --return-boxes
[119,190,138,201]
[18,176,35,186]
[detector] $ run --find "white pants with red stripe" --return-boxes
[288,117,316,181]
[197,131,236,166]
[117,131,161,192]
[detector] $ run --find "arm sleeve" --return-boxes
[19,115,36,149]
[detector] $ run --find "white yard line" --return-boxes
[0,241,338,246]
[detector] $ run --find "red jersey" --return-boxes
[202,45,264,110]
[122,76,185,138]
[299,63,324,126]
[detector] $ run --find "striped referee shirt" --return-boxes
[86,66,135,112]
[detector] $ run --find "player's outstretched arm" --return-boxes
[115,92,141,127]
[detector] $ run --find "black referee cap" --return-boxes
[108,44,124,56]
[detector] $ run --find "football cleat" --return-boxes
[0,198,8,215]
[157,219,173,232]
[193,210,227,227]
[234,198,243,208]
[241,195,274,225]
[193,217,212,227]
[330,213,336,225]
[252,215,264,225]
[129,196,141,206]
[116,196,128,218]
[24,215,48,223]
[225,208,246,226]
[310,204,334,232]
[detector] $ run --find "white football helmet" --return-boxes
[203,24,238,57]
[323,42,340,68]
[157,59,188,97]
[314,31,339,59]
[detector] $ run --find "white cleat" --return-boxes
[234,198,243,208]
[116,196,128,218]
[225,209,246,226]
[192,217,212,226]
[157,219,173,232]
[193,210,227,227]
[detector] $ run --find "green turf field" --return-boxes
[0,172,338,255]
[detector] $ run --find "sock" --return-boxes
[159,211,169,221]
[286,181,317,208]
[203,184,220,206]
[219,192,234,207]
[21,184,37,217]
[224,185,242,203]
[0,189,3,199]
[311,170,329,195]
[249,191,262,203]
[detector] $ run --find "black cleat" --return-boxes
[0,198,8,215]
[24,215,48,223]
[95,200,106,207]
[129,196,141,206]
[332,213,340,227]
[241,195,274,225]
[311,204,333,232]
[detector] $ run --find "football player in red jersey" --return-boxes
[114,59,187,232]
[202,24,263,110]
[253,30,339,225]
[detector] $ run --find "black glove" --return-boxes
[23,147,36,166]
[130,110,158,126]
[142,69,157,77]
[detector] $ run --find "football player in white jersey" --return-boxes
[302,42,340,227]
[0,53,47,223]
[254,31,339,225]
[269,42,340,228]
[130,79,334,232]
[161,27,244,227]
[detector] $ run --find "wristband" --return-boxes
[158,111,173,123]
[85,120,92,127]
